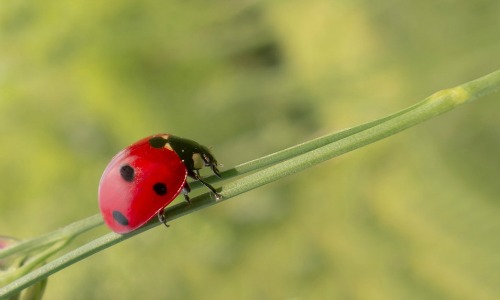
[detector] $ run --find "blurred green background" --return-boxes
[1,0,500,299]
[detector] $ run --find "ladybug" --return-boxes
[98,134,221,234]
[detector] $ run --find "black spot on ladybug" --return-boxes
[153,182,167,196]
[149,136,168,148]
[112,210,129,226]
[120,165,135,182]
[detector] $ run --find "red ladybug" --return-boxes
[98,134,221,234]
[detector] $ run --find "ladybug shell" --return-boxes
[98,135,187,234]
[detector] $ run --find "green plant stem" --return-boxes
[0,240,68,285]
[190,96,423,189]
[0,215,102,260]
[1,69,499,298]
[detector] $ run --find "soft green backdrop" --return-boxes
[1,0,499,299]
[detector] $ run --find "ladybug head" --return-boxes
[162,135,221,178]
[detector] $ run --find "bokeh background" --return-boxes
[1,0,500,299]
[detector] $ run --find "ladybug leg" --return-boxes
[189,170,222,200]
[157,211,170,228]
[157,182,192,228]
[182,182,192,204]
